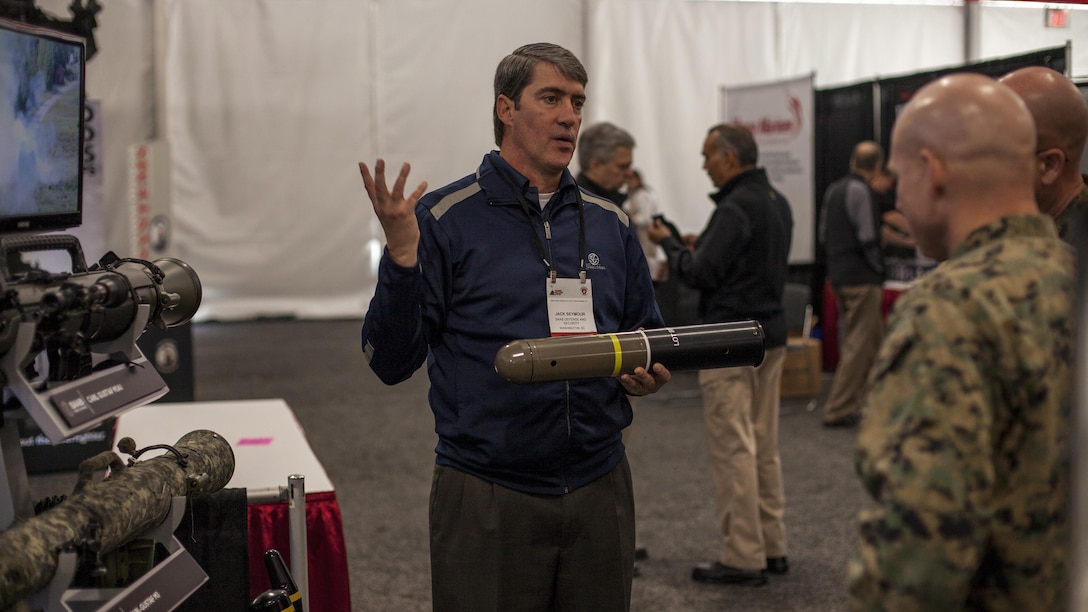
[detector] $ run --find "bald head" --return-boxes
[849,141,884,179]
[889,73,1039,259]
[999,66,1088,216]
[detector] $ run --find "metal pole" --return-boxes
[288,474,308,611]
[963,0,980,64]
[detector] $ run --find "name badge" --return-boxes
[545,277,596,336]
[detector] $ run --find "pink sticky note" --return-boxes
[237,437,274,446]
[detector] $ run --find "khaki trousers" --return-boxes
[698,346,788,570]
[823,284,884,423]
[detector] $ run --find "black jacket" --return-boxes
[659,168,792,348]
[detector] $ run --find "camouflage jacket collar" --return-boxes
[1055,179,1088,243]
[952,214,1059,260]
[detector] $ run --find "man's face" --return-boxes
[499,63,585,180]
[870,169,895,195]
[588,146,633,192]
[702,133,737,188]
[889,133,947,260]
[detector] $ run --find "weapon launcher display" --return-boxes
[0,429,235,609]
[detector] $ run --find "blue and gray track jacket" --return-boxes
[361,152,664,495]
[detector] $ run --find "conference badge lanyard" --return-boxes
[498,167,596,337]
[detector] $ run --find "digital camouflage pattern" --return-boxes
[0,429,235,610]
[1054,179,1088,247]
[849,215,1074,611]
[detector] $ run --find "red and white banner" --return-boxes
[128,140,173,261]
[721,74,815,264]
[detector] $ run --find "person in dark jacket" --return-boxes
[357,42,670,612]
[819,141,886,428]
[648,122,793,587]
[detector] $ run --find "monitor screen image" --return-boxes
[0,18,85,234]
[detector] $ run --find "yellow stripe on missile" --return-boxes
[607,333,622,375]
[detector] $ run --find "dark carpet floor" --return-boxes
[30,318,869,611]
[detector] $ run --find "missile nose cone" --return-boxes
[495,340,534,384]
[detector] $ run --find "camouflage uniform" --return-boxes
[848,214,1073,611]
[1053,177,1088,247]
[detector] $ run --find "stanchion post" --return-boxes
[287,474,308,611]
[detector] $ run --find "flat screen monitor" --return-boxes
[0,18,85,234]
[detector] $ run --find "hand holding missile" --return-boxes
[617,362,671,396]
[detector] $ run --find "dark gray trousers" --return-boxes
[429,457,635,612]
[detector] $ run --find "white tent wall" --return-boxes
[164,0,584,320]
[979,3,1087,75]
[27,0,1086,321]
[584,0,965,252]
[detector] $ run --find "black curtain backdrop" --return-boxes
[805,44,1070,325]
[807,81,876,315]
[877,45,1069,149]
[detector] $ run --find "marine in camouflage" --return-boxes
[1054,178,1088,247]
[848,214,1074,611]
[0,429,235,610]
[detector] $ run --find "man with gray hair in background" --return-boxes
[648,122,793,587]
[576,121,635,205]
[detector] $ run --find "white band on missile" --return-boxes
[637,329,651,371]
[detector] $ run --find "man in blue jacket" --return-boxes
[358,42,670,612]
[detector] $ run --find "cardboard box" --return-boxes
[780,337,822,399]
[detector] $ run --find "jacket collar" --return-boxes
[576,172,628,206]
[710,167,767,204]
[952,214,1060,260]
[478,151,579,207]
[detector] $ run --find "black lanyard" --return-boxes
[497,168,588,283]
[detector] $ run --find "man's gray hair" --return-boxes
[493,43,588,147]
[707,123,758,167]
[577,122,636,169]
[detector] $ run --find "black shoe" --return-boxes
[635,546,649,561]
[766,556,789,575]
[822,413,860,428]
[691,562,767,586]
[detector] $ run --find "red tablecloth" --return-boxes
[248,491,352,611]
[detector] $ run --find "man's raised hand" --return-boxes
[358,159,428,267]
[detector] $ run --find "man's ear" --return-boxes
[496,94,515,127]
[1037,147,1065,186]
[921,148,945,197]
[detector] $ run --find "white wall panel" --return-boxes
[779,2,964,87]
[979,4,1087,78]
[163,0,374,320]
[585,0,779,237]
